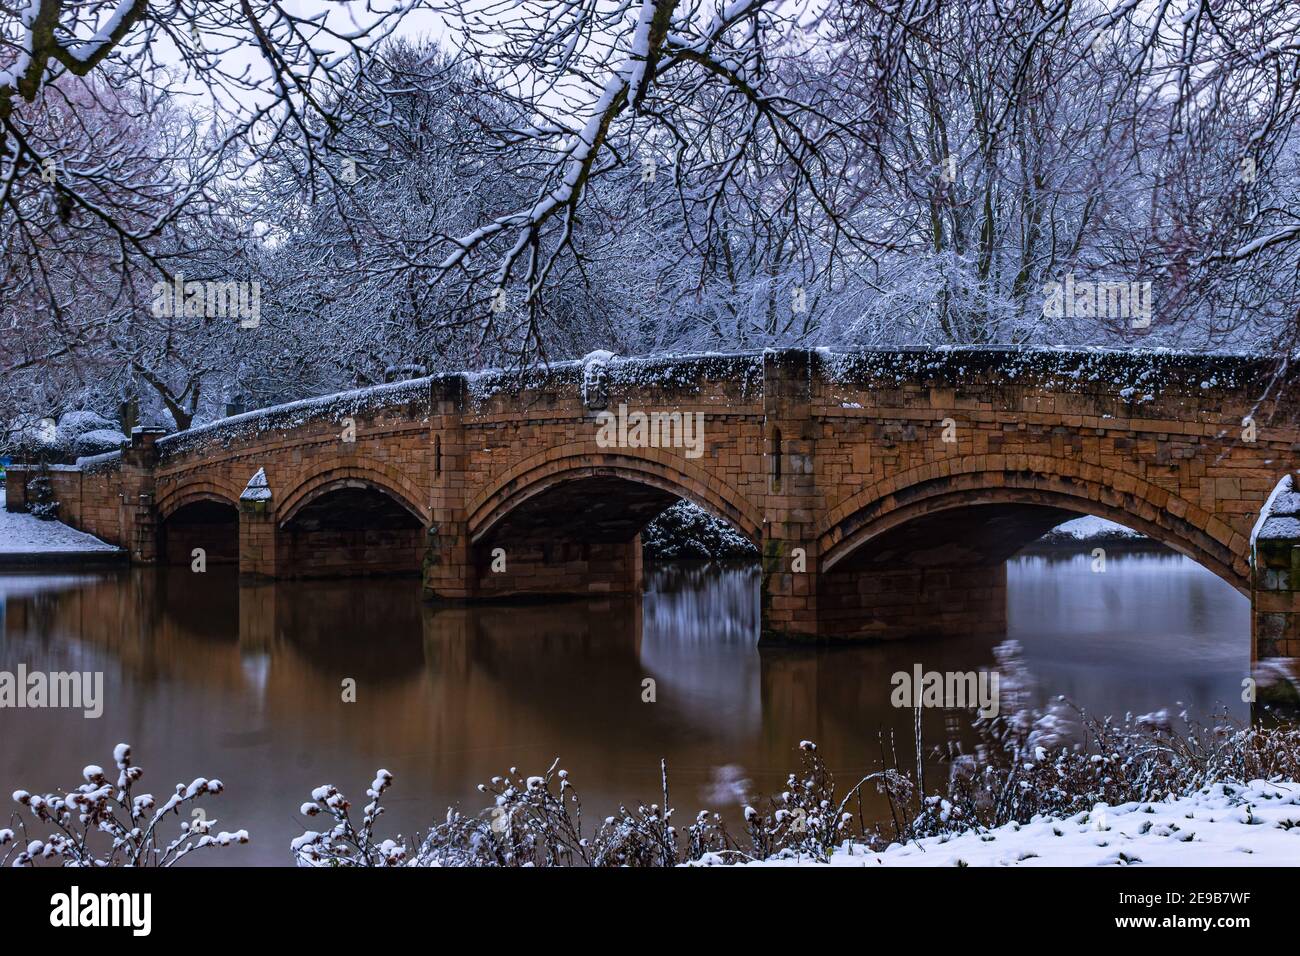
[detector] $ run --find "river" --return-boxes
[0,547,1249,865]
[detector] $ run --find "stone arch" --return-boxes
[818,458,1249,594]
[468,449,762,546]
[156,480,240,567]
[156,479,241,519]
[279,465,427,528]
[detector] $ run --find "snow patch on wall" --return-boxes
[821,345,1268,398]
[1253,474,1298,545]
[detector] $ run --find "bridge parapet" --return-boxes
[154,376,437,463]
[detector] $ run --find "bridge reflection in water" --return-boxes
[0,553,1247,865]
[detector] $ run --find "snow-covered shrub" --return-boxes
[298,759,734,867]
[3,743,248,866]
[293,770,406,866]
[732,741,912,864]
[295,748,912,867]
[915,705,1300,840]
[641,500,758,561]
[55,410,118,444]
[72,428,126,458]
[25,470,59,521]
[293,714,1300,867]
[3,414,60,461]
[41,411,123,463]
[2,411,122,464]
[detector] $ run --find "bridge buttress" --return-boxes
[120,426,166,563]
[424,375,473,601]
[1253,474,1300,703]
[238,500,280,577]
[759,350,821,644]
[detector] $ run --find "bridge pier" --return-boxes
[760,350,821,643]
[425,376,472,600]
[239,502,281,577]
[120,427,167,563]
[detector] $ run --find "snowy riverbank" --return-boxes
[707,780,1300,867]
[0,490,123,559]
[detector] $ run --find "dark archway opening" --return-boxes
[474,476,677,598]
[472,475,761,599]
[820,502,1094,641]
[161,499,238,567]
[833,503,1078,573]
[281,484,425,578]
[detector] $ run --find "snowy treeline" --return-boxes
[3,1,1299,439]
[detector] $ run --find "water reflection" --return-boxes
[0,550,1250,865]
[1008,552,1249,720]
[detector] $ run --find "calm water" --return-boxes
[0,550,1249,865]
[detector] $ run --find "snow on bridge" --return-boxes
[5,346,1298,656]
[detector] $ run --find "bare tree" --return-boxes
[1,1,433,334]
[827,0,1300,349]
[425,0,876,362]
[0,1,435,431]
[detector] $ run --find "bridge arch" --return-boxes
[817,457,1251,594]
[157,479,241,519]
[156,480,241,567]
[462,449,761,601]
[279,465,428,528]
[268,465,429,579]
[467,448,762,546]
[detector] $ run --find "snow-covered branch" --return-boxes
[4,743,248,867]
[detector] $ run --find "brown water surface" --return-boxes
[0,550,1249,865]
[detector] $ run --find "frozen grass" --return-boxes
[10,714,1298,867]
[294,709,1300,867]
[4,744,247,867]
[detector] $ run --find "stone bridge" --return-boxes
[7,348,1300,660]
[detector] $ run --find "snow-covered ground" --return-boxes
[707,781,1300,867]
[0,490,122,553]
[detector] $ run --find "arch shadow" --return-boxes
[469,451,762,547]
